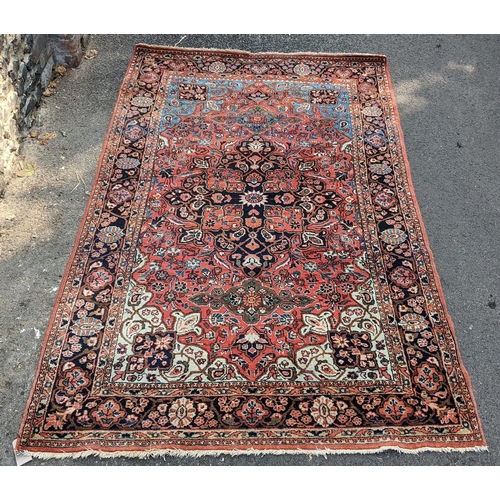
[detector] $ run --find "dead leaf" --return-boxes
[29,131,39,138]
[16,164,37,177]
[39,131,58,145]
[54,65,67,77]
[85,49,98,60]
[49,81,57,89]
[42,88,54,97]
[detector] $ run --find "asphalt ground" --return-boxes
[0,34,498,467]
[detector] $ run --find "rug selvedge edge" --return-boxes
[380,57,488,448]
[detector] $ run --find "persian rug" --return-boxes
[17,45,486,457]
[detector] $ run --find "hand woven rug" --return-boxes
[17,45,486,458]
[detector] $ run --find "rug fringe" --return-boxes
[21,445,489,461]
[134,43,388,60]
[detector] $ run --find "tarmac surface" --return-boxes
[0,34,498,466]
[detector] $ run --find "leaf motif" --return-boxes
[302,231,324,246]
[192,200,206,210]
[193,158,210,169]
[45,413,64,430]
[300,312,332,335]
[206,101,220,111]
[180,229,203,242]
[298,160,315,171]
[296,103,311,113]
[172,311,202,336]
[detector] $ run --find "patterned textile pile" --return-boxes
[16,46,486,457]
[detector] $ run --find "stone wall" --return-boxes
[50,35,91,68]
[0,34,90,196]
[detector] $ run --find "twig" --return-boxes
[70,172,84,193]
[77,171,87,190]
[175,35,187,47]
[453,240,467,253]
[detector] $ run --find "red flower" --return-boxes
[414,363,444,392]
[379,397,413,423]
[91,399,125,428]
[236,398,269,426]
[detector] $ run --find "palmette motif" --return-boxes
[17,46,485,456]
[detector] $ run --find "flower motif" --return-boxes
[209,61,226,73]
[131,96,154,107]
[240,190,268,207]
[294,63,311,76]
[91,399,125,428]
[438,408,459,424]
[140,72,158,83]
[57,367,90,395]
[414,362,443,391]
[109,187,132,204]
[303,261,318,272]
[380,228,407,246]
[368,163,392,175]
[70,317,104,337]
[358,81,377,95]
[116,157,140,170]
[361,105,383,117]
[174,281,188,292]
[186,258,201,270]
[374,190,395,209]
[310,396,338,427]
[236,398,269,426]
[399,313,430,332]
[364,129,387,148]
[98,225,124,244]
[379,397,413,423]
[168,397,196,428]
[335,68,352,78]
[86,268,113,290]
[242,291,262,308]
[124,123,146,142]
[390,266,416,287]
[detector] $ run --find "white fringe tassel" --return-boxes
[23,444,488,460]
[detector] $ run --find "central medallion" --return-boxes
[165,134,343,277]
